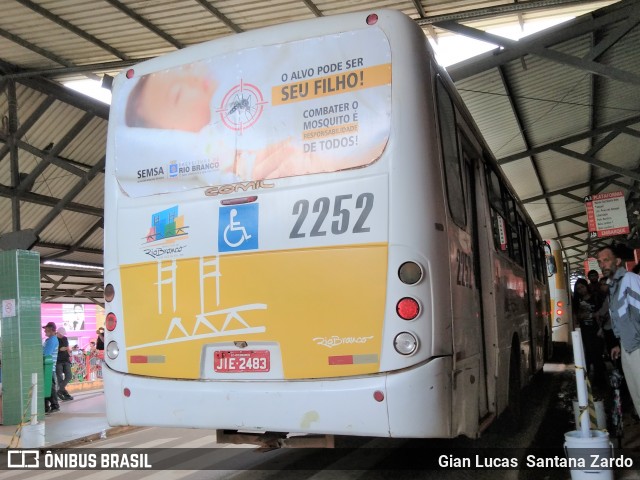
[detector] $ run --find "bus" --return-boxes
[103,9,549,442]
[545,239,572,346]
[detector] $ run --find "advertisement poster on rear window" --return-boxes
[112,27,392,197]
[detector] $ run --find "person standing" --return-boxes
[587,269,606,313]
[572,278,607,393]
[96,327,105,352]
[597,244,640,417]
[594,278,618,359]
[42,322,60,414]
[55,327,74,401]
[587,269,601,294]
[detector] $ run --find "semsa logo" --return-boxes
[137,167,165,179]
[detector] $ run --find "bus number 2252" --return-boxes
[289,193,374,238]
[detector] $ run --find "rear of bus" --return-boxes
[545,240,571,345]
[103,10,455,439]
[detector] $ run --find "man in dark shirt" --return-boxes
[56,327,74,401]
[587,269,605,311]
[96,327,105,351]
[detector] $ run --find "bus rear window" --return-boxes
[110,28,393,197]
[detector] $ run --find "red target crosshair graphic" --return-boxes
[217,80,268,132]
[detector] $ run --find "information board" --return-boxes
[585,191,629,238]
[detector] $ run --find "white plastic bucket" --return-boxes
[564,430,614,480]
[572,400,607,430]
[20,422,45,448]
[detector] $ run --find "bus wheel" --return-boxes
[543,329,551,362]
[504,342,522,431]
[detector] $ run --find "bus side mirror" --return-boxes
[546,256,557,276]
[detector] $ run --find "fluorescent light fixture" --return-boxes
[43,260,104,271]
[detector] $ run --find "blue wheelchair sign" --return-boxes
[218,204,259,252]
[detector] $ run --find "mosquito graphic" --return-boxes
[228,93,253,116]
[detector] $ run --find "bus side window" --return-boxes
[436,79,466,228]
[486,167,506,251]
[485,164,525,266]
[530,233,545,282]
[540,240,549,284]
[508,206,523,266]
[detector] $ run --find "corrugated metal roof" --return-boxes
[457,71,528,158]
[452,0,640,271]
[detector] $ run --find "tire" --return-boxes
[543,329,551,362]
[504,340,522,432]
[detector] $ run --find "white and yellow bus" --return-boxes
[545,239,572,346]
[103,9,549,441]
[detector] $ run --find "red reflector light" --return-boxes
[373,390,385,402]
[396,297,419,320]
[329,355,354,365]
[129,355,165,364]
[366,13,379,25]
[126,69,135,79]
[105,312,117,331]
[123,388,131,397]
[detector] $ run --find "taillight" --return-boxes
[557,301,564,307]
[104,283,115,302]
[398,261,423,285]
[396,297,420,320]
[394,332,418,355]
[105,312,117,331]
[556,309,563,316]
[106,341,120,360]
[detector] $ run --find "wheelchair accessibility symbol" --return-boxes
[218,204,259,252]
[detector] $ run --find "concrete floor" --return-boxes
[0,388,131,448]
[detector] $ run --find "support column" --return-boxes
[0,249,43,425]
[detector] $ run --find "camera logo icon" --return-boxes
[7,450,40,468]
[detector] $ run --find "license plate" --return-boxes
[214,350,270,373]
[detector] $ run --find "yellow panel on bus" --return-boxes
[119,243,387,379]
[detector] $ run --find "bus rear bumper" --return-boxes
[103,355,451,438]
